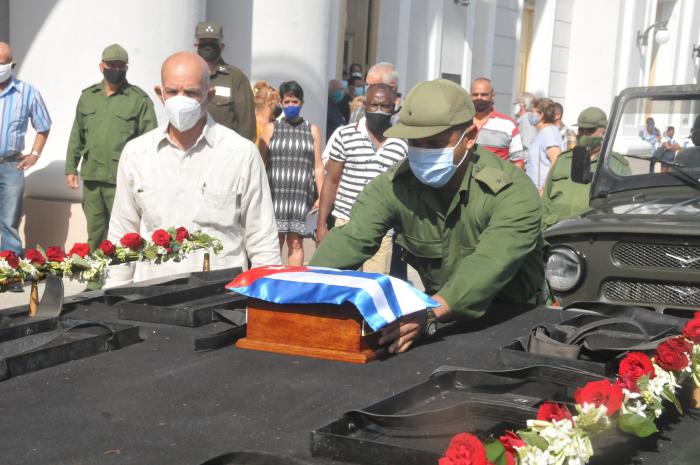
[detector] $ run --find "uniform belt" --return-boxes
[0,152,22,163]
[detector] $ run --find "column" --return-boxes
[10,0,205,201]
[250,0,339,142]
[206,0,254,77]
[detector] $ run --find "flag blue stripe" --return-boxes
[233,278,388,330]
[228,269,439,331]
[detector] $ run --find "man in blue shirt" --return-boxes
[0,42,51,276]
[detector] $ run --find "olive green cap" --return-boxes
[196,21,223,39]
[576,106,608,128]
[101,44,128,63]
[385,79,475,139]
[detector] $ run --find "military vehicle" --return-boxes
[545,85,700,317]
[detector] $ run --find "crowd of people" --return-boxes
[2,20,700,353]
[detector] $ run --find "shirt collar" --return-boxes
[156,113,217,152]
[0,76,19,97]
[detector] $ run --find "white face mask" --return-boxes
[0,63,14,83]
[513,103,520,116]
[163,94,204,132]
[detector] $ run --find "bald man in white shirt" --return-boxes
[107,51,280,285]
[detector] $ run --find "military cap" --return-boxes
[576,106,608,128]
[385,79,475,139]
[196,21,223,40]
[101,44,128,63]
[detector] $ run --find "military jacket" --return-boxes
[310,146,545,319]
[542,150,630,230]
[207,60,256,142]
[66,82,156,184]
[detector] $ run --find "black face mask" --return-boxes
[197,43,221,62]
[473,99,491,113]
[272,104,283,120]
[365,111,393,138]
[103,68,126,85]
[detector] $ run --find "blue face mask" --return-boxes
[527,112,541,126]
[407,131,469,188]
[352,85,365,97]
[283,104,302,119]
[329,90,345,104]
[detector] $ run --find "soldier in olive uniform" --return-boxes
[542,107,630,230]
[65,44,157,252]
[311,79,544,354]
[195,21,256,142]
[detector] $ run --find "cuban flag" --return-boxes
[226,266,439,331]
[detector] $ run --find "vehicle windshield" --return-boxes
[605,93,700,181]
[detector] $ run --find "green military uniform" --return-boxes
[542,150,630,230]
[195,21,256,142]
[65,44,157,251]
[541,106,631,230]
[311,145,545,319]
[208,60,256,142]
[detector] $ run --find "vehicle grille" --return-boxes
[613,243,700,270]
[602,279,700,307]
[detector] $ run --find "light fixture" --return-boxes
[693,44,700,59]
[637,20,670,47]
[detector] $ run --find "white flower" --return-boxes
[648,364,679,396]
[18,259,38,279]
[621,389,649,418]
[526,418,594,464]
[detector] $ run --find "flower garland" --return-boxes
[439,313,700,465]
[0,227,223,291]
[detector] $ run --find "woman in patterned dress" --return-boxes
[259,81,323,266]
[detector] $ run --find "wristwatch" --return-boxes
[423,309,438,338]
[30,150,40,157]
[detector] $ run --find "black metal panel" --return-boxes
[0,317,140,381]
[311,367,603,465]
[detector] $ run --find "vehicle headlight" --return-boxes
[546,247,583,292]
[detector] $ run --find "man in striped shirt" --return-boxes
[0,42,51,264]
[316,83,406,274]
[471,77,526,169]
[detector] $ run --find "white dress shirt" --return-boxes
[106,115,280,286]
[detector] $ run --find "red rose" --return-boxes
[120,233,144,251]
[618,352,655,391]
[68,242,90,258]
[25,249,46,266]
[498,431,525,457]
[439,433,490,465]
[0,250,20,269]
[151,229,172,248]
[98,240,116,256]
[683,318,700,344]
[655,339,689,372]
[666,336,692,355]
[45,246,66,263]
[574,379,623,416]
[175,226,190,243]
[536,402,573,422]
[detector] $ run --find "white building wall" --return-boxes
[548,0,572,111]
[206,0,254,77]
[0,0,8,42]
[249,0,337,141]
[562,0,626,124]
[10,0,205,202]
[493,0,520,116]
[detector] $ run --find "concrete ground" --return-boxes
[1,238,422,310]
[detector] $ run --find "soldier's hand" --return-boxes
[378,312,425,354]
[315,224,328,246]
[66,174,80,190]
[17,154,39,171]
